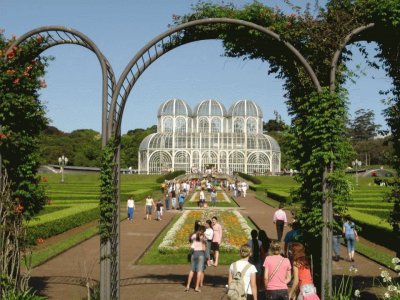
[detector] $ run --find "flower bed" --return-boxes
[188,187,231,203]
[158,209,252,253]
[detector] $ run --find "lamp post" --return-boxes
[58,155,68,183]
[352,159,362,186]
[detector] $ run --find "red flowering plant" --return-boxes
[0,29,51,220]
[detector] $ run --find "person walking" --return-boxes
[171,188,177,210]
[247,230,264,291]
[156,199,164,221]
[263,241,291,300]
[342,215,358,262]
[145,195,155,221]
[332,213,343,261]
[165,192,170,210]
[127,196,135,222]
[228,244,258,300]
[288,242,319,300]
[210,188,217,207]
[273,203,288,242]
[185,225,207,292]
[199,187,205,208]
[178,190,185,211]
[211,216,222,267]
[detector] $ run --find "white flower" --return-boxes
[384,292,390,299]
[392,257,400,265]
[388,285,397,292]
[354,289,360,297]
[395,265,400,271]
[349,266,358,274]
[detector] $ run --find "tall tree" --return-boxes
[348,109,381,140]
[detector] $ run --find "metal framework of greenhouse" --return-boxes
[138,98,281,175]
[4,17,375,300]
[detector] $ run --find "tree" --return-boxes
[0,30,50,296]
[348,109,381,141]
[263,110,288,132]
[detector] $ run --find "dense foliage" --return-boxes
[0,32,50,219]
[172,0,400,286]
[38,125,157,169]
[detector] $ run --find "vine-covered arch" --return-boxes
[6,26,116,145]
[107,17,322,137]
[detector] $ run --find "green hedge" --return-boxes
[27,207,99,245]
[156,170,186,183]
[237,172,261,184]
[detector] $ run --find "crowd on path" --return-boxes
[125,180,361,300]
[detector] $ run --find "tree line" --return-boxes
[38,109,392,169]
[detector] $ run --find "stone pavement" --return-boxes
[30,189,396,299]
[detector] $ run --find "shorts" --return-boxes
[211,242,220,251]
[146,205,153,214]
[191,250,205,272]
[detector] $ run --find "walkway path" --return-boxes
[30,189,396,299]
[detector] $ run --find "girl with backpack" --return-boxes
[288,242,319,300]
[227,244,258,300]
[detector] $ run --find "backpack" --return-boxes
[227,262,251,300]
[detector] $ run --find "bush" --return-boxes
[237,172,261,184]
[27,207,99,244]
[156,170,186,183]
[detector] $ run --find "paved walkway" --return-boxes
[30,189,396,299]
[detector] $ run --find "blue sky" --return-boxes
[1,0,391,133]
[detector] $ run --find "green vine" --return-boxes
[99,138,117,243]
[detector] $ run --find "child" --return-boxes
[156,199,164,221]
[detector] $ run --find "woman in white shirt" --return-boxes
[204,220,214,266]
[228,244,258,300]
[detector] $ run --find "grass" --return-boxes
[27,223,99,268]
[355,242,394,270]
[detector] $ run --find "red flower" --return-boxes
[36,238,45,244]
[40,80,47,88]
[23,71,29,76]
[26,65,33,71]
[0,133,6,139]
[287,22,292,27]
[290,13,296,18]
[12,78,20,85]
[37,35,43,42]
[15,203,23,214]
[6,50,15,59]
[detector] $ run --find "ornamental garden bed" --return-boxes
[184,187,238,208]
[139,209,254,265]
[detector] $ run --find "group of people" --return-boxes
[228,234,318,300]
[185,217,223,292]
[333,214,359,262]
[126,195,164,222]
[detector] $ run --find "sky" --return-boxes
[0,0,392,134]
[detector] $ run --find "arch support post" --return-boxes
[321,166,332,300]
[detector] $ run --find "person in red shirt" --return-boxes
[289,242,319,300]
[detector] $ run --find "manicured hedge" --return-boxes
[156,170,186,183]
[237,172,261,184]
[27,207,99,245]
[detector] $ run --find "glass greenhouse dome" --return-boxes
[138,99,281,175]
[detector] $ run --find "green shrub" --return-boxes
[156,170,185,183]
[237,172,261,184]
[27,207,99,244]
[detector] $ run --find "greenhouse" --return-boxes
[138,99,281,175]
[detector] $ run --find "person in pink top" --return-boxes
[263,241,291,300]
[289,242,319,300]
[211,216,222,266]
[273,203,288,242]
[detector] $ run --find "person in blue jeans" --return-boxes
[332,213,343,261]
[342,215,358,262]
